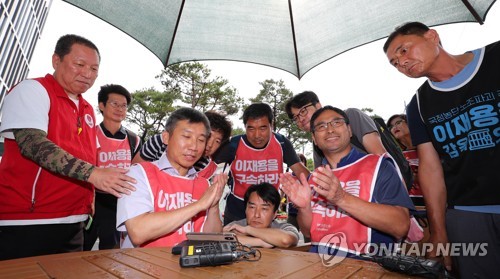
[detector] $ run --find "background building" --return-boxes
[0,0,52,113]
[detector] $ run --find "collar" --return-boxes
[158,149,197,178]
[321,147,364,168]
[429,47,483,91]
[99,122,127,138]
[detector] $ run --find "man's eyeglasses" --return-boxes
[292,103,315,122]
[313,118,346,132]
[107,101,128,110]
[389,119,405,131]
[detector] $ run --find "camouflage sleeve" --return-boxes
[13,128,95,181]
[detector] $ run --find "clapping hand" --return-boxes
[279,172,311,209]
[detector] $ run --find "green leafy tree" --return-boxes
[126,87,178,142]
[157,62,243,115]
[361,107,383,120]
[249,79,310,150]
[231,126,245,137]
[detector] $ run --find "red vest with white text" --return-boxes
[139,162,209,247]
[0,74,96,222]
[97,126,132,169]
[310,154,381,254]
[230,135,284,199]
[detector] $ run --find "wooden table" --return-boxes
[0,247,415,278]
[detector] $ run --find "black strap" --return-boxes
[125,129,138,158]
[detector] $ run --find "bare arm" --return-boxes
[14,128,136,197]
[125,173,227,246]
[223,223,298,248]
[313,165,409,240]
[289,162,310,180]
[417,143,451,269]
[362,132,386,155]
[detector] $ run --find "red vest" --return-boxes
[0,74,96,222]
[402,150,423,197]
[139,162,209,247]
[310,154,381,254]
[96,126,132,169]
[198,160,218,180]
[230,135,284,199]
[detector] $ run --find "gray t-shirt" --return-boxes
[228,219,300,242]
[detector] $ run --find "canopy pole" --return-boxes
[288,0,301,79]
[165,0,186,66]
[461,0,484,24]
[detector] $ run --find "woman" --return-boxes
[387,114,424,206]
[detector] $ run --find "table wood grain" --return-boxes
[0,247,415,278]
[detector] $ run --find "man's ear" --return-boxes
[424,29,440,46]
[161,131,170,145]
[311,132,317,145]
[52,54,60,70]
[98,102,105,113]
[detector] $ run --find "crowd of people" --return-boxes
[0,21,498,278]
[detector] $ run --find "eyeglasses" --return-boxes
[313,118,346,132]
[107,101,128,110]
[292,103,315,122]
[389,119,405,131]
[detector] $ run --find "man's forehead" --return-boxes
[175,121,208,136]
[210,129,224,139]
[249,192,271,204]
[246,116,270,126]
[315,110,341,122]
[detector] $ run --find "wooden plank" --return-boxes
[37,257,117,279]
[82,253,158,278]
[105,250,200,279]
[0,264,48,279]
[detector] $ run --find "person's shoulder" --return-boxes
[10,79,46,94]
[273,132,292,143]
[231,134,244,141]
[344,107,362,114]
[485,40,500,50]
[406,94,419,111]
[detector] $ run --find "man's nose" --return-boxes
[253,209,261,218]
[81,66,93,78]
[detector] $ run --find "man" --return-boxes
[83,84,142,251]
[384,22,500,277]
[214,103,309,225]
[223,182,299,248]
[0,34,135,260]
[285,91,386,168]
[137,111,232,179]
[117,107,228,248]
[280,106,413,258]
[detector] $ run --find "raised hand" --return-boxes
[279,172,311,209]
[198,173,228,210]
[310,165,345,205]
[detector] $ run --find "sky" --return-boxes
[28,0,500,129]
